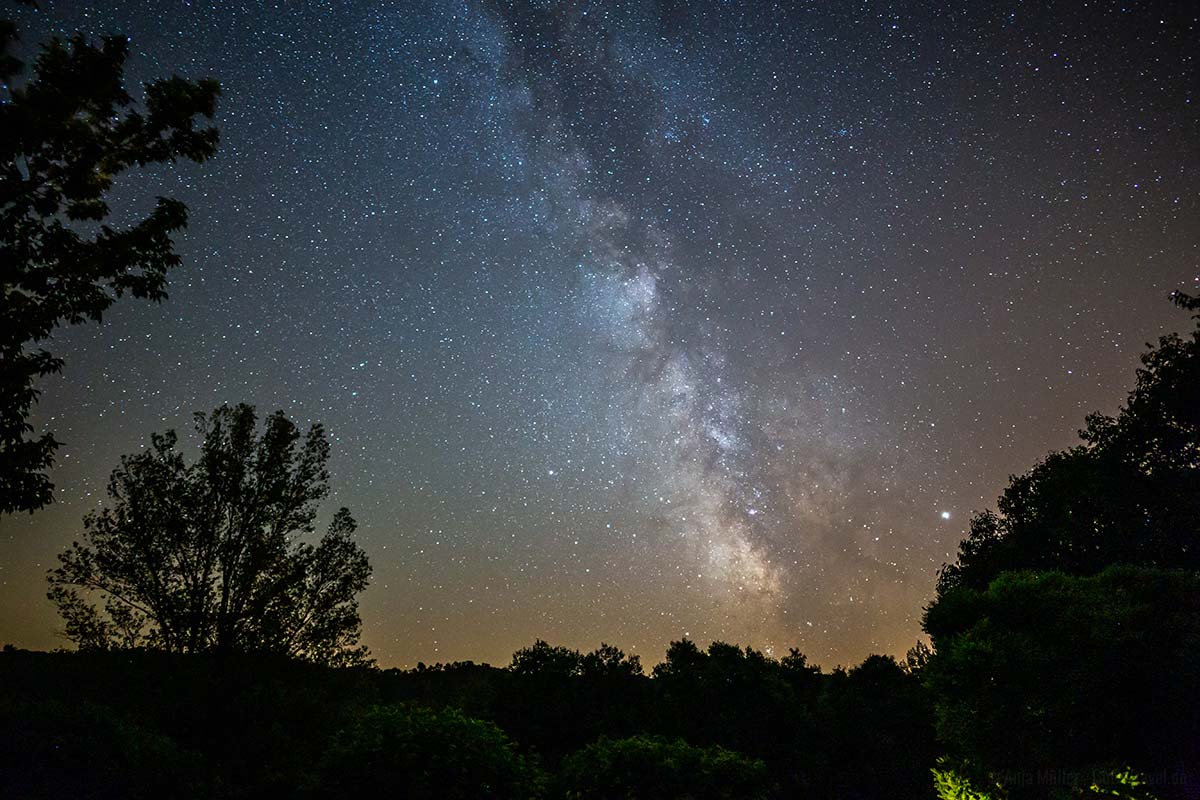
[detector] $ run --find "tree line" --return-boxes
[0,638,935,799]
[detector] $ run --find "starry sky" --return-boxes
[1,0,1197,668]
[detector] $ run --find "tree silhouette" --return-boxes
[0,696,207,799]
[924,567,1200,799]
[498,640,650,765]
[935,292,1200,600]
[922,292,1200,799]
[558,735,771,800]
[316,704,545,800]
[47,404,371,666]
[0,20,219,513]
[1,637,949,800]
[814,654,937,798]
[509,638,587,677]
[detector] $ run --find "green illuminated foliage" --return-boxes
[1087,767,1159,800]
[932,759,1003,800]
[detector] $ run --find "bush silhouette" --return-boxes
[316,704,545,799]
[558,734,771,800]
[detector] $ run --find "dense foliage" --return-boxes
[925,567,1200,792]
[316,704,544,799]
[558,735,770,800]
[0,643,933,800]
[935,292,1200,599]
[47,404,372,665]
[921,295,1200,798]
[0,21,219,513]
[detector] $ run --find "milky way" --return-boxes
[1,1,1196,667]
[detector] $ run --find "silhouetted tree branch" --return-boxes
[1,19,219,513]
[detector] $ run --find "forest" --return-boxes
[2,10,1198,800]
[3,295,1196,799]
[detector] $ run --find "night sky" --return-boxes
[1,0,1196,668]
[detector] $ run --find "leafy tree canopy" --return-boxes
[316,704,545,800]
[935,293,1200,599]
[1,20,219,513]
[0,697,207,799]
[924,566,1200,787]
[508,639,643,679]
[558,734,771,800]
[47,403,371,666]
[922,294,1200,800]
